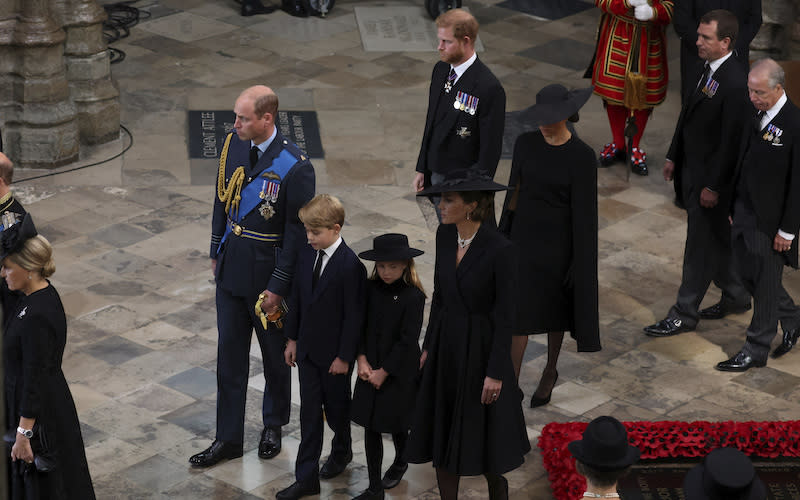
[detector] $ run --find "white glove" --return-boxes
[634,4,655,20]
[628,0,648,7]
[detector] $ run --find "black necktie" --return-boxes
[250,146,259,168]
[312,250,323,289]
[695,63,711,94]
[755,110,766,131]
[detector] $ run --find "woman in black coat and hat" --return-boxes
[683,447,766,500]
[499,84,601,408]
[407,170,530,500]
[2,214,95,499]
[351,233,426,500]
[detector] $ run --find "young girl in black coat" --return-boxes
[351,233,426,500]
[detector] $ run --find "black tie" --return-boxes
[250,146,259,168]
[755,110,766,131]
[312,250,323,289]
[695,63,711,94]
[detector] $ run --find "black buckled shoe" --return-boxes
[771,328,800,358]
[276,480,321,500]
[241,0,275,16]
[715,351,766,372]
[381,462,408,489]
[699,301,752,320]
[188,440,243,467]
[643,317,693,337]
[352,486,385,499]
[319,450,352,479]
[258,426,281,459]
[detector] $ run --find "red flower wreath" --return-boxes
[538,420,800,500]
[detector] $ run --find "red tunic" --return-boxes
[592,0,675,107]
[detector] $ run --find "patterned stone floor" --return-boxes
[11,0,800,498]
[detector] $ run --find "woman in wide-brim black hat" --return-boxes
[498,83,601,410]
[683,448,766,500]
[407,169,530,499]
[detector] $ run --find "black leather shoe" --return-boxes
[771,328,800,358]
[715,351,766,372]
[259,426,281,459]
[276,480,321,500]
[241,0,275,16]
[353,486,385,499]
[699,301,752,320]
[188,440,243,467]
[643,317,693,337]
[319,450,353,479]
[381,462,408,489]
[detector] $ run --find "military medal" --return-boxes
[702,78,719,98]
[259,179,267,199]
[259,203,275,221]
[456,127,471,138]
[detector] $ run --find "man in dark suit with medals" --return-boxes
[645,10,751,338]
[716,59,800,371]
[190,85,315,467]
[412,9,505,203]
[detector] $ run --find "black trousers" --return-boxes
[215,285,291,444]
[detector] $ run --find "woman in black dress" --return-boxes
[499,84,601,408]
[351,233,426,500]
[2,214,95,499]
[408,170,530,500]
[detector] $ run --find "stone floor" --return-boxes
[10,0,800,498]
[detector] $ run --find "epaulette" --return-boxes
[280,139,308,163]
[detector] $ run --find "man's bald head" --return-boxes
[239,85,279,118]
[0,152,14,186]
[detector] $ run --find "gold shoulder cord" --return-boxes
[217,133,246,220]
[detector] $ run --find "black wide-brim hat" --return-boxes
[359,233,424,261]
[416,168,509,196]
[524,84,593,127]
[568,416,640,471]
[683,448,766,500]
[0,213,37,261]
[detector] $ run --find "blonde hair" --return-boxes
[369,259,426,297]
[8,235,56,278]
[299,194,345,228]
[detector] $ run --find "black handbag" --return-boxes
[4,426,57,472]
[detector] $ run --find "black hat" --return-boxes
[416,169,508,196]
[524,84,593,127]
[683,448,766,500]
[568,416,640,470]
[359,233,424,261]
[0,213,37,261]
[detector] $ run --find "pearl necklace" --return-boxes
[457,230,477,249]
[582,493,619,498]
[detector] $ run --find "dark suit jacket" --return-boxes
[415,58,505,184]
[669,56,750,207]
[733,98,800,268]
[211,131,315,298]
[673,0,762,99]
[285,240,367,367]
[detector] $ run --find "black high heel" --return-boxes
[530,371,558,408]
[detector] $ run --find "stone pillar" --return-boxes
[752,0,796,59]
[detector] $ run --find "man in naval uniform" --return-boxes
[190,86,315,467]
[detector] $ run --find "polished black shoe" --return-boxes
[715,351,766,372]
[319,450,353,479]
[259,426,282,459]
[771,328,800,358]
[353,486,385,500]
[276,480,321,500]
[530,370,559,408]
[643,317,693,337]
[241,0,275,16]
[188,440,243,467]
[699,301,752,320]
[381,462,408,489]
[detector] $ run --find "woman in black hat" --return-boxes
[407,170,530,499]
[683,447,766,500]
[351,234,426,500]
[1,214,96,499]
[499,83,601,408]
[569,416,640,497]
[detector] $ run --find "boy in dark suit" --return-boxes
[277,194,366,500]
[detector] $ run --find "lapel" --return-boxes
[435,57,483,132]
[312,240,346,301]
[456,225,489,280]
[686,57,729,114]
[246,131,284,179]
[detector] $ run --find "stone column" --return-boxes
[752,0,796,59]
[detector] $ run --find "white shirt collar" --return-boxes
[765,91,788,124]
[451,52,477,83]
[707,51,733,76]
[251,126,278,153]
[320,235,343,259]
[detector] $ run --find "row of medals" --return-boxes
[453,91,478,116]
[258,178,277,220]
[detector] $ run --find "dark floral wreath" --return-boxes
[538,420,800,500]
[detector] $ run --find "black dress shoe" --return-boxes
[319,450,353,479]
[699,301,752,320]
[530,371,559,408]
[715,351,766,372]
[353,486,385,500]
[643,317,693,337]
[276,480,321,500]
[241,0,275,16]
[381,462,408,489]
[188,440,243,467]
[259,426,281,459]
[771,328,800,358]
